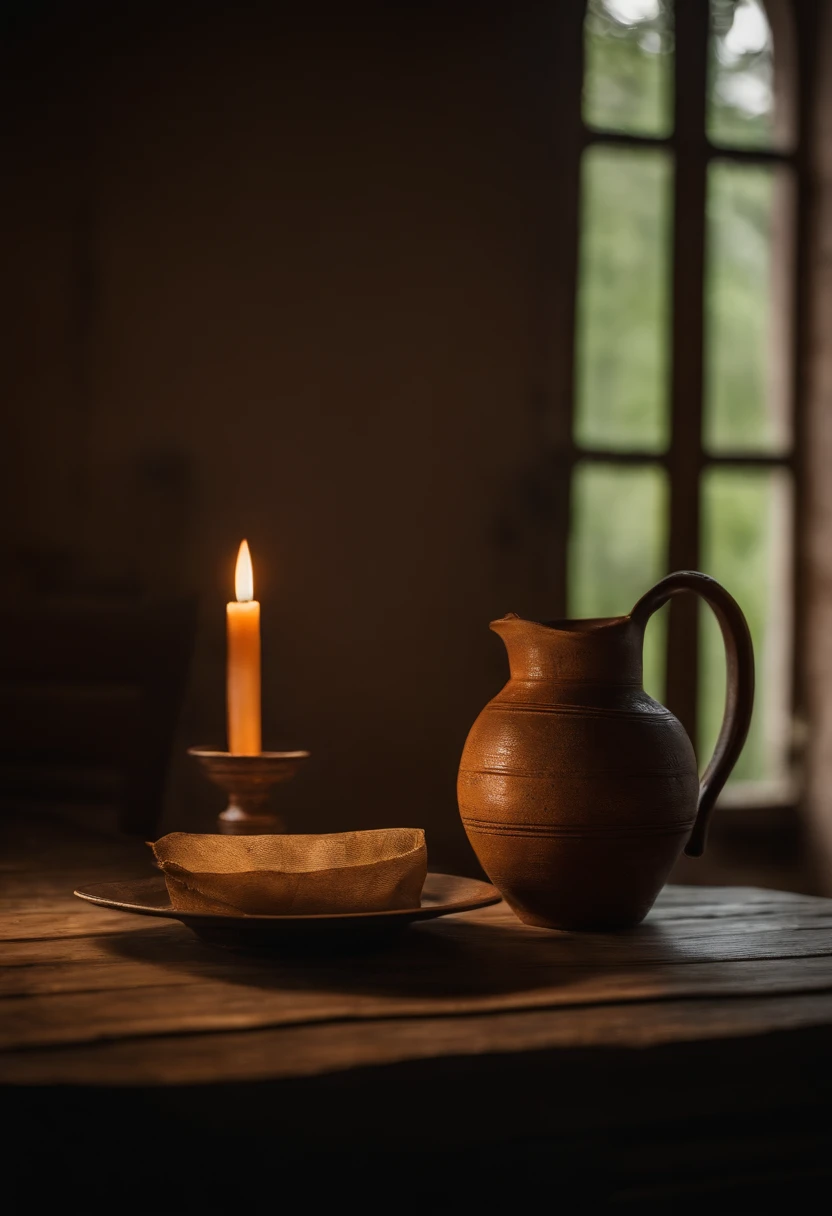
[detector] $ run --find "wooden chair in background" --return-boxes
[0,596,197,836]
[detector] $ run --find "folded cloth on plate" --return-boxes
[149,828,427,915]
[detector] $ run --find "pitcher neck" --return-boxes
[491,613,645,688]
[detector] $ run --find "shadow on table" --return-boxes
[99,909,686,1001]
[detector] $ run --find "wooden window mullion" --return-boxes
[542,0,585,617]
[665,0,710,743]
[790,0,819,780]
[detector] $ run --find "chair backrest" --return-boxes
[0,595,197,835]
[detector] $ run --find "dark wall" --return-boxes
[0,0,582,869]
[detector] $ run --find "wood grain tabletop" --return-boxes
[3,810,832,1204]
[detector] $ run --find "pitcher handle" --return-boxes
[630,571,755,858]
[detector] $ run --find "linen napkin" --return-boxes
[150,828,427,915]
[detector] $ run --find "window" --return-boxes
[569,1,803,803]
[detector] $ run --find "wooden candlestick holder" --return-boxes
[188,748,310,835]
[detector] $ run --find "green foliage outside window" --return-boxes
[572,1,791,786]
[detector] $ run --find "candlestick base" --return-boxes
[188,748,310,835]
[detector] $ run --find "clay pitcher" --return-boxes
[458,572,754,930]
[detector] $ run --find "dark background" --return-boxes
[0,0,586,872]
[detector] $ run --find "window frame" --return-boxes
[563,0,817,810]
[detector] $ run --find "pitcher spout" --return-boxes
[489,611,644,686]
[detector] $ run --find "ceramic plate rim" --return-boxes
[73,871,501,923]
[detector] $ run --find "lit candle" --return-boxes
[227,539,262,755]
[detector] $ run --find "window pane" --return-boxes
[699,466,793,788]
[569,462,668,701]
[574,146,672,453]
[708,1,787,150]
[583,0,674,137]
[704,162,793,453]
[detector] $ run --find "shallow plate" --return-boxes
[73,872,501,952]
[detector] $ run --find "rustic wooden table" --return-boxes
[3,811,832,1208]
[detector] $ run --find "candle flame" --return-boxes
[235,540,254,602]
